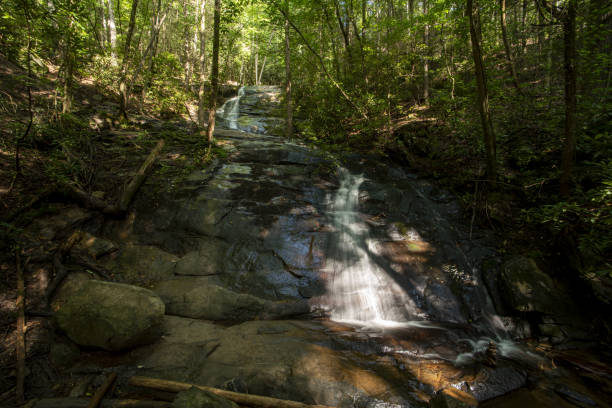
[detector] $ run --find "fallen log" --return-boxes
[33,398,171,408]
[128,376,334,408]
[118,139,165,212]
[87,372,117,408]
[60,184,121,216]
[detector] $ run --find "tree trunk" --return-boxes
[274,2,367,119]
[119,0,140,120]
[423,0,429,105]
[521,0,528,54]
[284,10,293,138]
[183,0,192,89]
[500,0,522,93]
[106,0,117,60]
[205,0,220,143]
[560,0,577,196]
[468,0,496,184]
[255,51,259,85]
[62,48,73,113]
[140,0,162,112]
[198,0,208,128]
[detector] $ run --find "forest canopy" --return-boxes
[1,0,611,283]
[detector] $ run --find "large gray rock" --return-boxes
[173,387,238,408]
[105,244,178,284]
[55,280,165,351]
[153,277,309,321]
[500,257,562,314]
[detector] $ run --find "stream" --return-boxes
[96,86,609,407]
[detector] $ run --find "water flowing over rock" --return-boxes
[96,87,606,407]
[217,86,245,130]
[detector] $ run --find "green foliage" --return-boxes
[146,53,192,116]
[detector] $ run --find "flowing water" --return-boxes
[328,168,409,325]
[195,86,609,406]
[217,86,245,129]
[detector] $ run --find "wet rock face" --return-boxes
[499,256,562,314]
[55,280,165,351]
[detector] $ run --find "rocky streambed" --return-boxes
[12,87,611,407]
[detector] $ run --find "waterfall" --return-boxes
[328,168,406,326]
[218,86,245,129]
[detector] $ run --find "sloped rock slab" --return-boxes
[153,277,310,321]
[132,318,424,407]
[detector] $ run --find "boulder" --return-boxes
[173,387,238,408]
[153,277,309,321]
[499,257,562,314]
[55,280,165,351]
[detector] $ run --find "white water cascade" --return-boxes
[328,168,406,326]
[218,86,245,129]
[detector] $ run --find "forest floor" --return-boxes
[0,56,228,405]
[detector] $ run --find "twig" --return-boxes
[87,372,117,408]
[16,249,26,404]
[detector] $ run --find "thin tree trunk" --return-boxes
[284,9,293,138]
[321,2,341,79]
[205,0,220,143]
[198,0,208,127]
[500,0,522,93]
[126,4,168,108]
[258,55,267,85]
[62,49,73,113]
[521,0,528,54]
[15,251,25,405]
[254,51,259,85]
[119,0,139,119]
[106,0,117,60]
[333,0,352,62]
[273,2,368,119]
[560,0,577,196]
[468,0,496,184]
[423,0,429,105]
[183,0,192,89]
[140,0,162,112]
[62,0,74,113]
[545,1,555,94]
